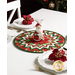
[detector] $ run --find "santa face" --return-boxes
[37,26,41,29]
[34,24,44,41]
[36,26,42,33]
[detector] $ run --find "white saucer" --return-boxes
[37,50,67,74]
[13,18,37,29]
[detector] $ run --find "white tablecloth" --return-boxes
[7,8,67,75]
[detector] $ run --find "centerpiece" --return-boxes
[33,23,44,41]
[13,22,66,53]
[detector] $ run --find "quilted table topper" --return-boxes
[13,30,65,53]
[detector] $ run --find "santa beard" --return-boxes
[36,27,44,40]
[36,27,43,34]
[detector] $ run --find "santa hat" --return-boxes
[35,23,41,27]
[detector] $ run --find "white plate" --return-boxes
[13,18,37,29]
[37,50,67,74]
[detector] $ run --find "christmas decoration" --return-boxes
[49,1,55,9]
[22,15,34,25]
[53,60,64,72]
[43,0,48,2]
[48,49,67,62]
[36,0,67,13]
[13,30,65,53]
[33,23,44,41]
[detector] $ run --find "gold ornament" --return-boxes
[64,7,66,9]
[53,60,64,72]
[49,1,55,9]
[58,1,60,3]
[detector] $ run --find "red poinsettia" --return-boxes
[22,15,34,25]
[48,49,67,62]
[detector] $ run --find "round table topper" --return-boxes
[13,30,65,53]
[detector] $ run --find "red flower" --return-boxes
[28,20,32,24]
[60,56,67,62]
[23,15,27,19]
[30,18,34,22]
[27,15,31,18]
[22,15,34,25]
[48,49,67,62]
[48,54,55,60]
[22,20,28,25]
[52,49,59,54]
[54,57,59,61]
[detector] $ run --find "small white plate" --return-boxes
[37,50,67,74]
[13,18,37,29]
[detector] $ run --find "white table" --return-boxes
[7,8,67,75]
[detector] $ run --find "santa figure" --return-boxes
[34,23,44,41]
